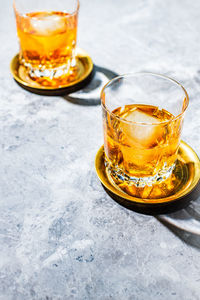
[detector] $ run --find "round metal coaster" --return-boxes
[10,48,94,96]
[95,141,200,215]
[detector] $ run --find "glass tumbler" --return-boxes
[101,73,189,198]
[14,0,79,86]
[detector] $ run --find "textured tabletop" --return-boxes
[1,0,200,299]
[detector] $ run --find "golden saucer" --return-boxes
[10,48,94,96]
[95,141,200,215]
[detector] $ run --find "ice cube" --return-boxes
[122,109,163,148]
[30,14,66,35]
[124,109,160,124]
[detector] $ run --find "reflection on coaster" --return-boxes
[95,141,200,215]
[10,48,94,96]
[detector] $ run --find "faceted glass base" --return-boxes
[106,160,176,188]
[22,58,71,79]
[105,159,183,199]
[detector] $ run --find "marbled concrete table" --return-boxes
[0,0,200,299]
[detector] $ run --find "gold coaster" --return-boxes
[10,48,94,96]
[95,141,200,214]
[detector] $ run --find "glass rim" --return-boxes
[13,0,80,18]
[101,72,189,126]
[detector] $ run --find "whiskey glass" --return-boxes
[101,73,189,198]
[14,0,79,87]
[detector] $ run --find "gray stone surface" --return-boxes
[0,0,200,299]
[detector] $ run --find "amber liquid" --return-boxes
[15,11,78,86]
[103,104,183,198]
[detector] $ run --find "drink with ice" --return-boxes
[103,104,181,186]
[101,73,188,198]
[14,0,79,87]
